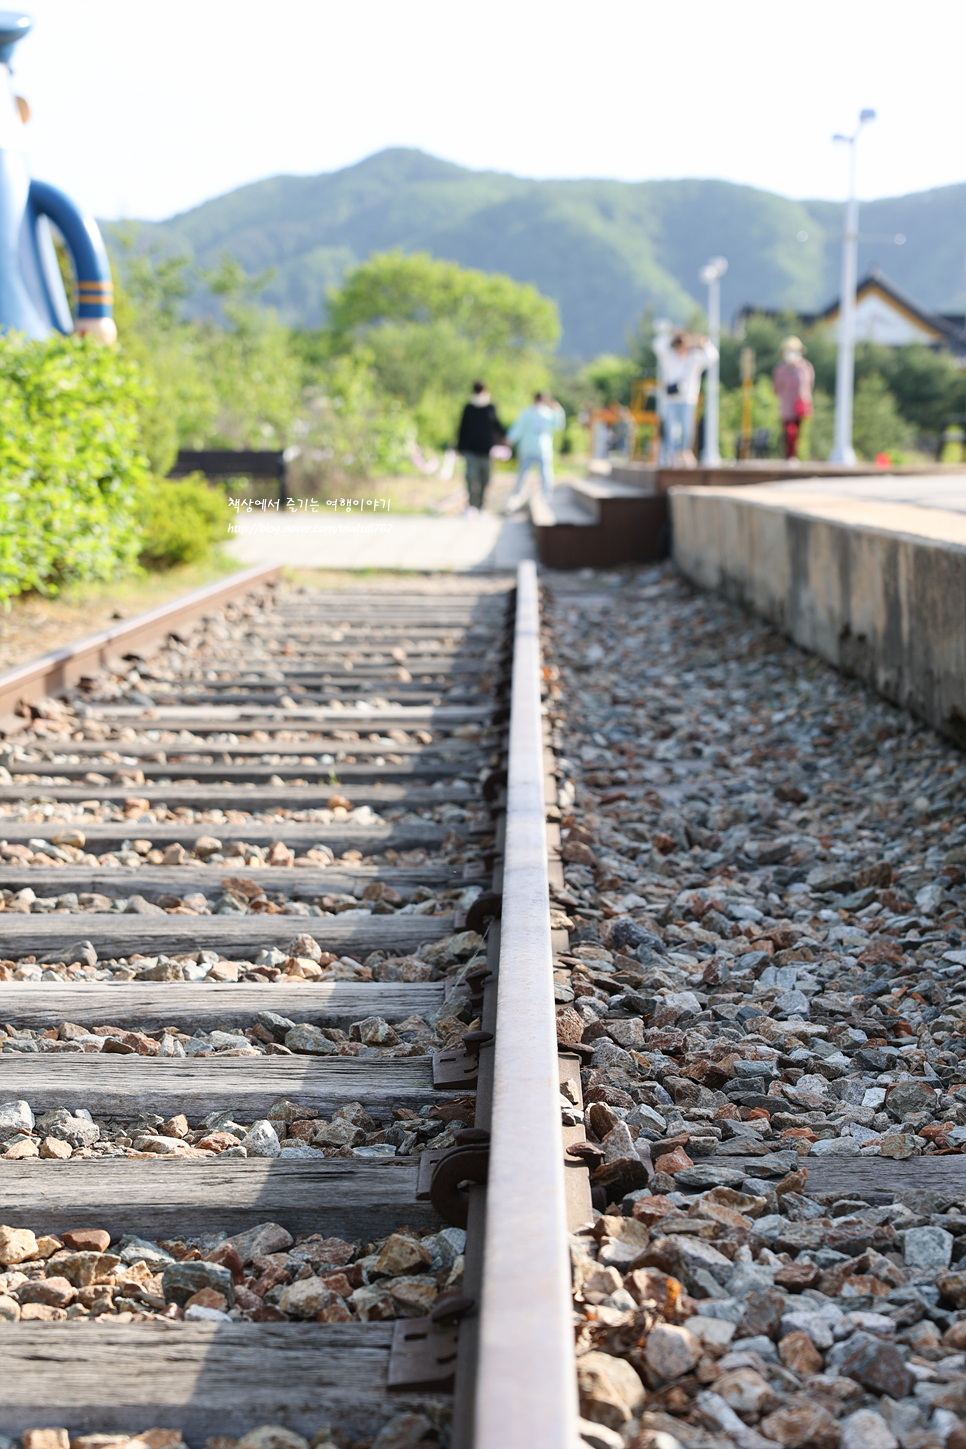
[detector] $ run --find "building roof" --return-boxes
[737,268,966,354]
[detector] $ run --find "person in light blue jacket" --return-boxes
[503,392,566,513]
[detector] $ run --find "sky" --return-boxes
[9,0,966,222]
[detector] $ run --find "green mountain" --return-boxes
[111,149,966,357]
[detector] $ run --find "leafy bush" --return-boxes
[0,333,147,602]
[136,473,231,568]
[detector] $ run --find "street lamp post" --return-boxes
[700,256,728,465]
[829,108,876,464]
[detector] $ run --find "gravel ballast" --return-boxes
[544,566,966,1449]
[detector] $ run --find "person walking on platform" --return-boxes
[503,391,565,513]
[653,323,717,466]
[456,380,506,516]
[772,336,814,460]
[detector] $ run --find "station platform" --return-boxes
[528,477,666,568]
[670,473,966,745]
[528,459,966,570]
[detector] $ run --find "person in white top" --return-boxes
[653,323,718,466]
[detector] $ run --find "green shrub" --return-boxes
[136,473,231,568]
[0,333,147,602]
[719,377,781,458]
[805,389,834,459]
[852,371,912,460]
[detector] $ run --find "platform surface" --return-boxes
[529,484,597,528]
[750,470,966,514]
[608,458,966,494]
[226,513,536,571]
[682,473,966,542]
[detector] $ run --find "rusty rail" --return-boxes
[0,562,282,734]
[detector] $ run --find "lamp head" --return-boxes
[859,108,876,124]
[699,256,728,284]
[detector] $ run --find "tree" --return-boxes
[289,352,415,490]
[719,377,781,458]
[719,313,792,389]
[852,371,911,459]
[112,238,217,474]
[876,344,965,444]
[580,354,638,407]
[805,389,834,460]
[326,250,559,350]
[715,315,959,456]
[194,254,301,451]
[324,252,560,448]
[112,241,303,468]
[718,313,838,394]
[628,308,658,379]
[799,326,838,395]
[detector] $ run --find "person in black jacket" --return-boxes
[456,381,506,515]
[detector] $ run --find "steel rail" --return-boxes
[0,561,282,733]
[475,559,578,1447]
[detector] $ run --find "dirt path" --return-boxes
[0,555,240,674]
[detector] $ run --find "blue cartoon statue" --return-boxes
[0,10,115,342]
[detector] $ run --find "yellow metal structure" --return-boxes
[739,347,755,460]
[587,379,661,462]
[629,378,660,460]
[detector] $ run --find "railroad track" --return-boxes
[4,560,966,1449]
[0,563,581,1447]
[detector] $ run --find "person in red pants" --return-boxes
[772,337,814,460]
